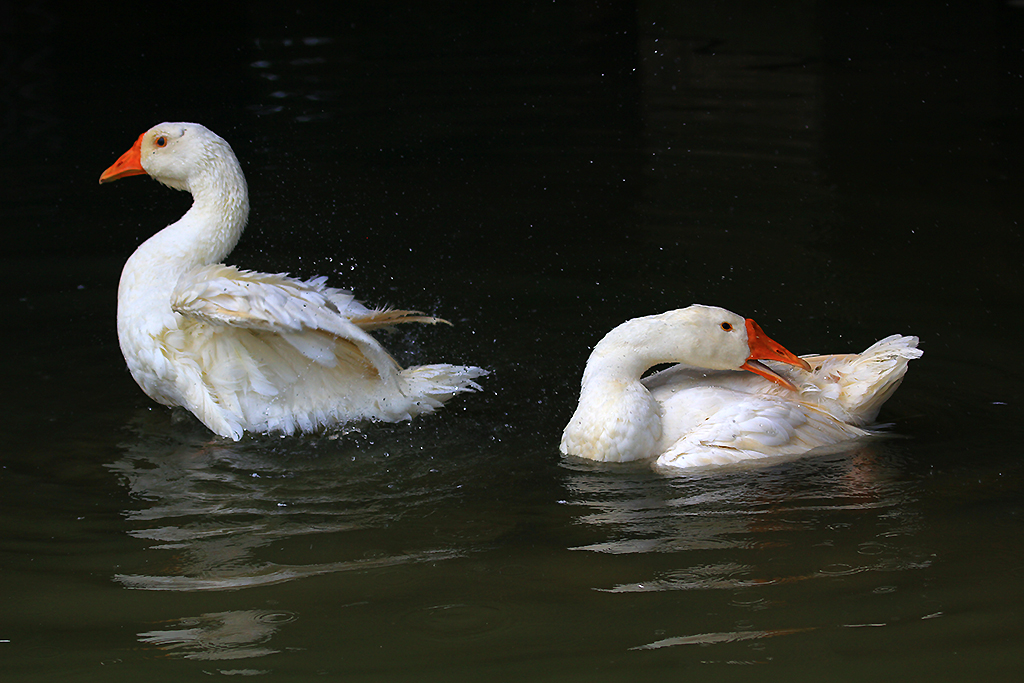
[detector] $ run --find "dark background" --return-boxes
[3,0,1022,451]
[4,1,1020,294]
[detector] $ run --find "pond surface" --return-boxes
[2,3,1023,681]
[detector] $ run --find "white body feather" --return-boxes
[559,306,921,470]
[111,122,484,440]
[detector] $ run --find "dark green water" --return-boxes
[2,3,1022,681]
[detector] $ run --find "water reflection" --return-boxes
[558,442,939,656]
[631,626,815,651]
[105,412,488,592]
[137,609,297,661]
[562,442,931,594]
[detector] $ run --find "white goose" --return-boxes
[560,305,921,469]
[100,122,485,440]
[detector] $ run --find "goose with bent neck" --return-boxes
[559,304,921,469]
[101,122,485,440]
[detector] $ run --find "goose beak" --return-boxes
[99,132,147,184]
[741,318,812,391]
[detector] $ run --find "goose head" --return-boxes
[595,304,811,390]
[99,122,237,193]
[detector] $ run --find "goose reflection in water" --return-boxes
[560,443,935,652]
[561,442,932,590]
[105,412,485,593]
[137,609,298,661]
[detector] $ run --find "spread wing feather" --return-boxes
[156,264,475,439]
[170,265,443,378]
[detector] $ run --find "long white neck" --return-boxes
[118,153,249,306]
[116,147,250,379]
[560,321,671,462]
[581,320,673,384]
[143,153,248,270]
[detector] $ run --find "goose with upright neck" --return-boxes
[560,305,921,469]
[101,122,485,440]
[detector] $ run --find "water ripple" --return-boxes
[116,548,464,592]
[632,627,815,650]
[401,602,510,642]
[137,609,298,660]
[561,444,932,596]
[106,415,489,592]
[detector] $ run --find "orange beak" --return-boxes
[740,318,812,392]
[99,132,147,184]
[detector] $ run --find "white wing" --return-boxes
[645,366,868,470]
[160,265,451,439]
[171,264,401,376]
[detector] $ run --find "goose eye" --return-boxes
[155,136,167,147]
[720,322,733,331]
